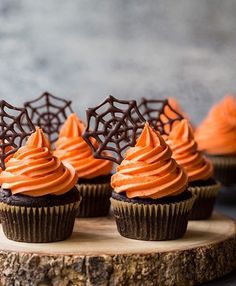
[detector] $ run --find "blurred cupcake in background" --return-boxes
[54,113,113,217]
[167,119,220,219]
[195,95,236,186]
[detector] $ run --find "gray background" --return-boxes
[1,0,236,125]
[1,1,236,284]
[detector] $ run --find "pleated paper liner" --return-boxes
[111,193,195,241]
[76,183,112,217]
[188,182,220,220]
[207,155,236,186]
[0,200,81,243]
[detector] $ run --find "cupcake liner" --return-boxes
[188,182,220,220]
[208,155,236,186]
[76,183,111,217]
[110,195,195,241]
[0,200,81,243]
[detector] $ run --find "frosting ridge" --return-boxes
[111,122,188,199]
[167,119,213,181]
[54,113,113,179]
[0,128,78,196]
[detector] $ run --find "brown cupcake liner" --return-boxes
[76,183,111,217]
[110,195,195,241]
[0,200,81,243]
[188,182,220,220]
[208,155,236,186]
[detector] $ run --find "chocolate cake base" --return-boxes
[111,191,195,241]
[0,187,81,243]
[0,187,80,207]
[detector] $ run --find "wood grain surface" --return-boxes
[0,212,236,285]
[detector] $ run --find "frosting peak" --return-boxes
[169,119,194,142]
[0,128,78,197]
[111,122,188,199]
[59,113,84,137]
[136,120,161,148]
[167,119,213,182]
[26,127,51,149]
[54,113,113,179]
[195,95,236,155]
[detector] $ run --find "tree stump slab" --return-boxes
[0,212,236,285]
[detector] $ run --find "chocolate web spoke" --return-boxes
[0,100,36,170]
[138,98,184,135]
[24,92,73,143]
[83,95,146,164]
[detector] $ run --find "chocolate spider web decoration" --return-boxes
[83,95,146,164]
[0,100,36,170]
[138,98,184,135]
[24,92,73,143]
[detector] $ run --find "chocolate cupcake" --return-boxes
[195,95,236,186]
[54,114,113,217]
[0,145,12,224]
[111,122,195,241]
[0,128,80,242]
[167,119,220,220]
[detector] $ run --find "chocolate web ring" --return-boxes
[137,98,184,136]
[0,100,36,170]
[24,92,73,143]
[83,95,146,164]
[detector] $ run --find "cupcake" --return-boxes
[54,113,113,217]
[167,119,220,220]
[195,95,236,186]
[111,122,195,241]
[0,128,80,242]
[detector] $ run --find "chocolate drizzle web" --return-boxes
[24,92,73,143]
[0,100,36,170]
[83,96,146,164]
[138,98,184,135]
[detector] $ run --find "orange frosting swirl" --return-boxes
[111,122,188,199]
[167,119,213,182]
[195,95,236,155]
[0,128,78,197]
[54,113,113,179]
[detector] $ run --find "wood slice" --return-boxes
[0,212,236,285]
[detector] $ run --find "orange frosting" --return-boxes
[0,128,78,197]
[167,119,213,182]
[54,113,113,179]
[195,95,236,155]
[111,122,188,199]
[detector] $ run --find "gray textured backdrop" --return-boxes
[1,0,236,124]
